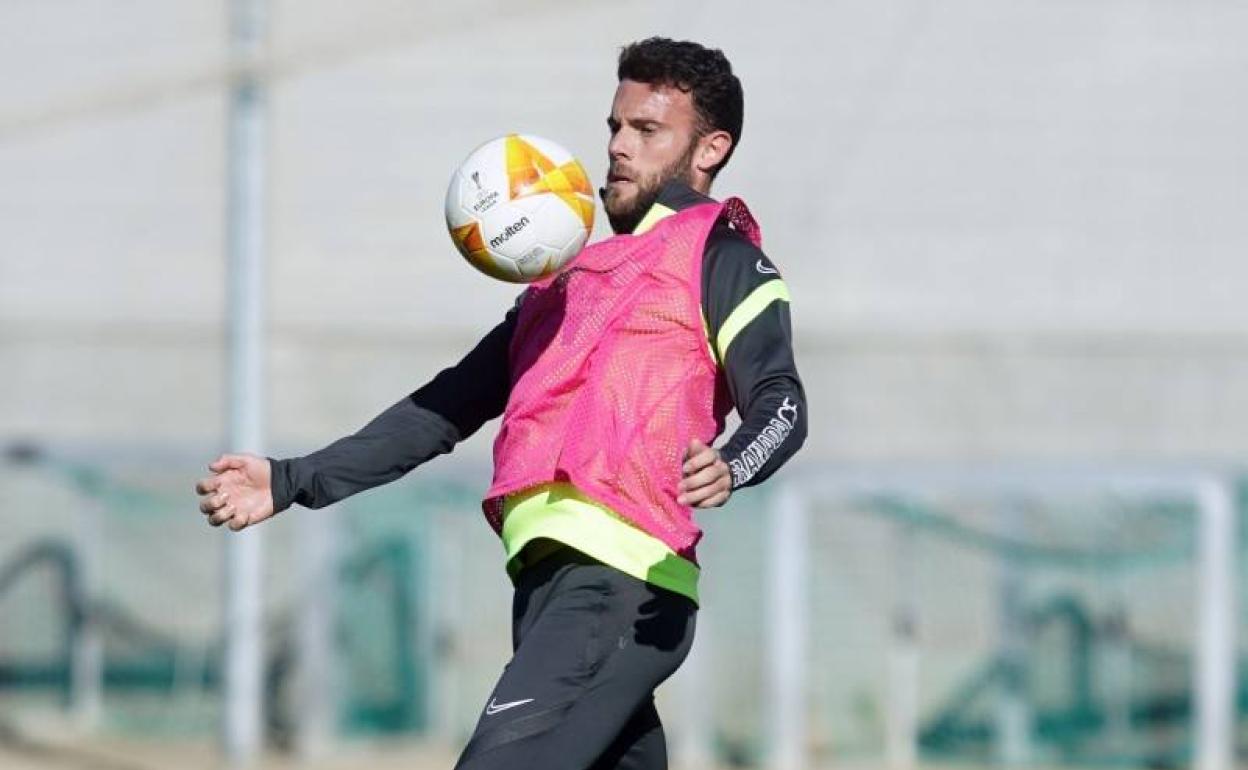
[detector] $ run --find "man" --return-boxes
[196,37,806,769]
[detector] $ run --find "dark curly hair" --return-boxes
[617,37,744,177]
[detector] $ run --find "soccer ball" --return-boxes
[445,134,595,283]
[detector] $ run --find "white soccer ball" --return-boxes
[444,134,595,283]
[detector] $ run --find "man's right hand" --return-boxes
[195,453,276,532]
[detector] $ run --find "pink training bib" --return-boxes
[484,198,762,562]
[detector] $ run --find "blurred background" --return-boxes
[1,0,1246,768]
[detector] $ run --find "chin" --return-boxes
[604,188,632,212]
[604,203,636,228]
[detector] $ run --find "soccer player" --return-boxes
[196,37,806,770]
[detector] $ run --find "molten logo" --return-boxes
[490,216,530,249]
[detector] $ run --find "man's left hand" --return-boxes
[677,438,732,508]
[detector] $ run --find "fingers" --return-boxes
[207,500,253,529]
[209,453,248,473]
[199,490,226,514]
[197,458,261,530]
[208,506,235,527]
[681,441,717,475]
[677,442,731,508]
[680,462,723,493]
[682,437,708,461]
[198,488,242,528]
[678,472,731,507]
[194,476,220,495]
[692,489,731,509]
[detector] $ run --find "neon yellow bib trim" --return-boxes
[501,482,700,605]
[631,202,677,235]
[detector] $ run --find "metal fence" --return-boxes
[1,449,1241,768]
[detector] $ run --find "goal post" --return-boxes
[765,466,1239,770]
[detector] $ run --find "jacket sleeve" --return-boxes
[269,299,519,511]
[702,223,808,489]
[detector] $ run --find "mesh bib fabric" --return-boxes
[484,198,762,561]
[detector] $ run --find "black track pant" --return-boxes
[454,545,697,770]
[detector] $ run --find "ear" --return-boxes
[694,130,733,175]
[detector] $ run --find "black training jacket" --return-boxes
[271,181,807,510]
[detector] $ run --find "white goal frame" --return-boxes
[764,467,1238,770]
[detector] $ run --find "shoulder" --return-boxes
[703,220,782,285]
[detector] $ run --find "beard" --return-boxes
[600,138,699,234]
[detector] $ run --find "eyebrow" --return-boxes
[606,117,662,130]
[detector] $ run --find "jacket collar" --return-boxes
[631,181,716,235]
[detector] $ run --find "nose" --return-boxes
[608,128,631,163]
